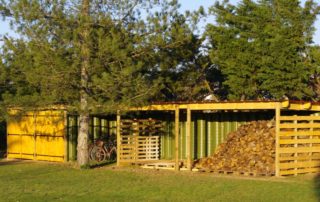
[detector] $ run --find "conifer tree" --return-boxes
[207,0,319,100]
[0,0,194,166]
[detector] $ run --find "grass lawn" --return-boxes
[0,160,319,202]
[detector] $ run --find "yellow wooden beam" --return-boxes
[287,102,314,111]
[275,103,281,177]
[116,110,121,167]
[175,106,180,171]
[186,106,192,171]
[129,101,320,112]
[129,104,177,111]
[182,102,278,110]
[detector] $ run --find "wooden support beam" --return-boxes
[116,110,121,167]
[186,106,192,171]
[64,110,68,162]
[175,106,180,171]
[275,103,281,177]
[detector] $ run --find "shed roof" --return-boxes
[129,100,320,111]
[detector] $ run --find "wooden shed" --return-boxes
[117,100,320,176]
[6,108,115,162]
[6,101,320,176]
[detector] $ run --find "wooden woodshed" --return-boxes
[6,101,320,176]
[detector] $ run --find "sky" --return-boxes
[0,0,319,44]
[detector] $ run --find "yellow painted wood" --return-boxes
[289,103,320,111]
[36,136,65,162]
[279,155,320,161]
[116,111,121,166]
[129,100,320,112]
[129,104,177,111]
[278,147,320,153]
[280,167,320,175]
[275,103,281,177]
[64,111,68,162]
[279,123,320,129]
[7,115,35,135]
[279,131,320,136]
[175,106,180,171]
[186,106,191,171]
[281,100,290,108]
[280,116,320,121]
[279,161,320,169]
[279,139,320,144]
[7,109,66,162]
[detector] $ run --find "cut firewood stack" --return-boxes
[195,120,275,175]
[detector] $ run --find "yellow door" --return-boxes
[7,112,35,160]
[7,109,66,162]
[35,110,65,162]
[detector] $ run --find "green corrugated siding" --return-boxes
[66,111,273,161]
[67,115,78,161]
[174,112,273,159]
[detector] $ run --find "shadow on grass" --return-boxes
[315,174,320,200]
[89,160,116,169]
[0,159,34,166]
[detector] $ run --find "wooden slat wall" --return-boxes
[119,119,162,163]
[278,115,320,176]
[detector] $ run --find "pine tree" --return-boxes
[207,0,319,100]
[0,0,192,166]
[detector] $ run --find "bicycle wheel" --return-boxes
[109,147,117,161]
[91,146,107,162]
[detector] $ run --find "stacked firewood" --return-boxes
[195,120,275,175]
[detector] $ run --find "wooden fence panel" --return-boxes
[119,119,162,163]
[278,115,320,176]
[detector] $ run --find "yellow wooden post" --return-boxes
[64,110,68,162]
[175,106,180,171]
[116,110,121,167]
[186,106,192,171]
[309,116,314,171]
[293,115,298,176]
[275,103,281,177]
[33,111,37,160]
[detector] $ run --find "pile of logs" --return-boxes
[195,120,275,175]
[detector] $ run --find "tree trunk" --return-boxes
[77,0,90,166]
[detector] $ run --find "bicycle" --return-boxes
[88,139,117,162]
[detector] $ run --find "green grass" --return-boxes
[0,161,319,202]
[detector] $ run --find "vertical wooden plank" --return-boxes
[186,106,191,171]
[309,117,314,171]
[64,111,68,162]
[175,106,180,171]
[294,115,298,176]
[275,103,281,177]
[33,111,37,160]
[116,110,121,167]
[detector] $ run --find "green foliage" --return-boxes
[207,0,320,100]
[310,46,320,99]
[0,0,201,115]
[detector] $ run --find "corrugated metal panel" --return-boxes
[67,115,77,161]
[72,111,273,161]
[158,111,273,160]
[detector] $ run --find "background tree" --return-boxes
[310,45,320,99]
[0,0,197,166]
[207,0,320,100]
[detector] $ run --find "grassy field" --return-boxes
[0,160,319,202]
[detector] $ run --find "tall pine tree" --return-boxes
[0,0,194,166]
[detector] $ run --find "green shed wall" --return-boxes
[159,111,274,160]
[65,111,274,161]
